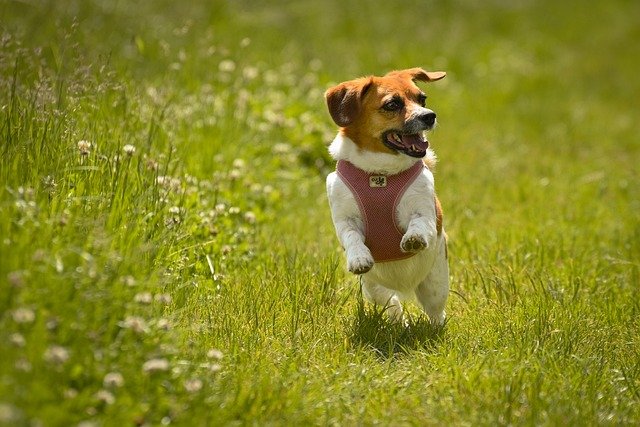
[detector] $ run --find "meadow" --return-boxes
[1,0,639,425]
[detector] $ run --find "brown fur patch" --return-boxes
[434,194,443,236]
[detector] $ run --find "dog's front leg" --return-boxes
[401,214,436,253]
[335,218,374,275]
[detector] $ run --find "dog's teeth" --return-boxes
[394,134,402,143]
[411,144,417,151]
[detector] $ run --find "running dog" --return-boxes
[325,68,449,325]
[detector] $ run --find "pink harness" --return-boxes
[336,160,424,263]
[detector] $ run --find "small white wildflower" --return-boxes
[94,389,115,405]
[207,348,224,360]
[156,318,171,331]
[156,176,182,191]
[0,403,20,424]
[122,316,148,334]
[7,271,25,287]
[273,143,291,154]
[41,175,57,192]
[15,358,32,372]
[229,169,242,180]
[121,275,136,287]
[145,156,159,171]
[215,203,226,213]
[123,144,136,156]
[244,211,256,224]
[218,59,236,73]
[228,206,240,215]
[184,378,203,393]
[64,388,78,399]
[10,333,25,347]
[77,140,91,156]
[209,363,222,373]
[142,358,170,373]
[243,66,259,80]
[12,308,35,324]
[232,158,246,169]
[240,37,251,48]
[154,293,172,304]
[134,292,153,305]
[103,372,124,389]
[44,345,70,365]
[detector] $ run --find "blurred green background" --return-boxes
[1,0,639,425]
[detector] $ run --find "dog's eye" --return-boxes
[382,98,404,112]
[417,94,427,107]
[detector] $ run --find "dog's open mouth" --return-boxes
[383,131,429,158]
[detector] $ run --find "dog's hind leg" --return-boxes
[361,278,404,323]
[415,237,449,326]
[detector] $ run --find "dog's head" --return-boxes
[325,68,446,158]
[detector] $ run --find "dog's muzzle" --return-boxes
[382,109,437,158]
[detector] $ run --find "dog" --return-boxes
[325,67,449,325]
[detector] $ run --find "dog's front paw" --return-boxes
[347,253,374,275]
[401,233,428,253]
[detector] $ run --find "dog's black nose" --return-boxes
[420,112,437,127]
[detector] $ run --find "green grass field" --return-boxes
[1,0,639,425]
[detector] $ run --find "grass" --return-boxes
[1,0,639,425]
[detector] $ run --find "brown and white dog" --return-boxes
[325,68,449,325]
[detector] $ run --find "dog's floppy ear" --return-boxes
[325,77,374,127]
[386,68,446,83]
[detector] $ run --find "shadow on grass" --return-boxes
[345,293,446,359]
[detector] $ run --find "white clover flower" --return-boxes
[121,275,136,287]
[0,403,19,424]
[77,140,91,156]
[273,143,291,154]
[229,169,242,180]
[134,292,153,305]
[156,318,171,331]
[184,378,203,393]
[142,358,170,373]
[121,316,148,334]
[103,372,124,388]
[12,308,35,324]
[168,206,182,215]
[123,144,136,156]
[15,358,32,372]
[94,389,115,405]
[64,388,78,399]
[44,345,70,365]
[244,211,256,224]
[218,59,236,73]
[7,271,25,287]
[154,293,172,304]
[10,333,25,347]
[207,348,224,360]
[243,66,258,80]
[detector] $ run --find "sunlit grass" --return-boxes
[1,0,639,425]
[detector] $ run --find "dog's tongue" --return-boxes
[401,133,428,156]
